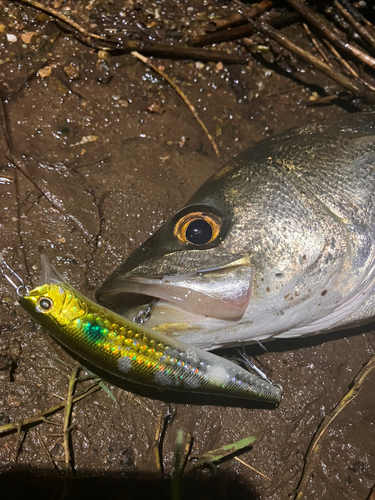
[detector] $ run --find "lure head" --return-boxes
[19,282,87,333]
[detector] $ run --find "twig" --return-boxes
[15,0,105,40]
[302,23,331,65]
[294,355,375,500]
[36,427,60,473]
[193,11,299,47]
[154,412,165,478]
[205,13,247,33]
[14,0,248,64]
[63,364,80,475]
[13,422,24,463]
[234,456,271,481]
[71,29,250,64]
[323,39,375,92]
[334,0,375,51]
[0,383,100,435]
[285,0,375,71]
[204,1,272,33]
[324,39,359,78]
[131,51,220,157]
[153,406,175,479]
[265,85,304,98]
[340,0,375,39]
[245,18,375,104]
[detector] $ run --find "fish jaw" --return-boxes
[96,258,253,321]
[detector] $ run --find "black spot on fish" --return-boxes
[321,290,328,296]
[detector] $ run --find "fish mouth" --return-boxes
[96,258,253,322]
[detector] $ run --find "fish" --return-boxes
[12,256,282,403]
[96,112,375,350]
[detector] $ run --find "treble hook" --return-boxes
[133,297,158,325]
[0,259,29,297]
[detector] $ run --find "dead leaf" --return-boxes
[190,436,257,468]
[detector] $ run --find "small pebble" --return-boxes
[38,66,52,78]
[64,65,80,80]
[6,34,17,43]
[21,32,38,44]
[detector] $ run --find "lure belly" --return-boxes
[13,257,282,404]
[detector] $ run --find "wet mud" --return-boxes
[0,1,374,499]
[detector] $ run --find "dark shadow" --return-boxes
[0,465,259,500]
[229,321,375,357]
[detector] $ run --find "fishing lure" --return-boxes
[0,256,283,404]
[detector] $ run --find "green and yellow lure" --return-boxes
[3,256,283,404]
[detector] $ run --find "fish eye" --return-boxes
[37,297,53,312]
[174,212,221,246]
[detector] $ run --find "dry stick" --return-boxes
[206,0,272,32]
[323,39,375,92]
[205,12,247,33]
[63,364,80,475]
[285,0,375,71]
[13,422,24,463]
[341,0,375,39]
[136,45,247,65]
[246,18,375,104]
[335,0,375,51]
[15,0,248,64]
[180,434,193,477]
[66,28,250,64]
[294,355,375,500]
[234,456,271,481]
[193,11,299,47]
[302,23,331,65]
[154,412,165,478]
[324,39,360,78]
[265,85,304,98]
[37,427,60,473]
[15,0,105,40]
[132,51,220,157]
[0,383,100,436]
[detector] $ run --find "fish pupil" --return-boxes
[185,219,213,245]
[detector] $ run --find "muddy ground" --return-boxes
[0,1,375,499]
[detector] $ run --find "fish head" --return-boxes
[96,114,375,348]
[19,257,87,331]
[96,197,254,322]
[96,152,316,346]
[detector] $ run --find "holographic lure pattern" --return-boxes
[18,282,282,403]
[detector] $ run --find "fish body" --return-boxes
[96,113,375,349]
[17,257,282,403]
